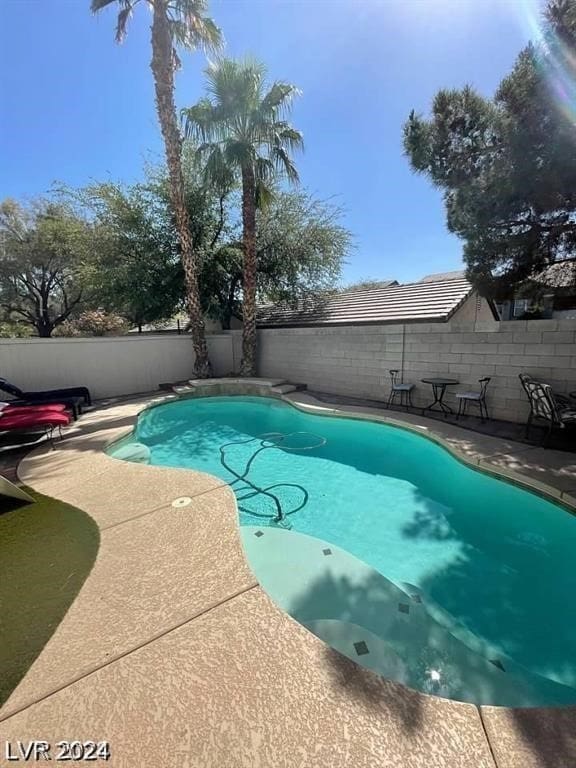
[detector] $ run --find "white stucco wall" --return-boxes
[0,334,237,399]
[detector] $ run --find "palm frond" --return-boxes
[255,179,275,210]
[202,145,233,189]
[182,100,220,142]
[254,157,275,183]
[261,82,301,115]
[90,0,119,11]
[205,58,266,117]
[224,140,253,170]
[90,0,136,43]
[187,15,223,53]
[167,0,223,52]
[271,145,300,184]
[195,141,217,158]
[170,19,190,47]
[274,123,304,153]
[182,57,302,196]
[115,5,133,42]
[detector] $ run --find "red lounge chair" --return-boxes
[0,410,71,446]
[2,403,68,416]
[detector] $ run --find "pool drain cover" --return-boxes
[172,496,193,508]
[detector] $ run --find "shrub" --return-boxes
[54,310,128,337]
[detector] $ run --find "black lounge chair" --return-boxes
[0,378,91,421]
[0,378,91,405]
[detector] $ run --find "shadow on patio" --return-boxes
[310,390,576,454]
[321,645,425,733]
[481,704,576,768]
[0,490,99,708]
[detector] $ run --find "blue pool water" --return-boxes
[109,396,576,705]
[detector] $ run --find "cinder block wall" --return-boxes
[257,318,576,424]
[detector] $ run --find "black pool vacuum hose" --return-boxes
[219,432,326,523]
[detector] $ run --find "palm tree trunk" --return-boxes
[240,164,257,376]
[150,1,211,378]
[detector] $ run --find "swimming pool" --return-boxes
[109,395,576,706]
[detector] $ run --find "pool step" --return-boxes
[271,383,298,395]
[241,526,576,708]
[187,378,287,387]
[172,377,307,399]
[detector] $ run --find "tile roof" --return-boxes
[257,277,473,327]
[418,270,466,283]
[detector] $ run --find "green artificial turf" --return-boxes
[0,489,99,707]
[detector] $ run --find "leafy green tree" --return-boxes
[255,191,348,304]
[0,199,91,337]
[198,191,350,329]
[91,0,222,376]
[403,0,576,298]
[141,154,239,327]
[55,161,347,335]
[72,182,185,331]
[183,58,303,375]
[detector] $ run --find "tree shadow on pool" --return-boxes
[136,418,248,464]
[284,550,576,711]
[286,568,424,732]
[0,489,99,708]
[285,565,526,735]
[399,503,576,692]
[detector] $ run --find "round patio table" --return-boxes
[421,378,460,416]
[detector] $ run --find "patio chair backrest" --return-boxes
[518,374,561,424]
[389,369,399,386]
[478,377,491,398]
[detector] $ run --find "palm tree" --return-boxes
[90,0,222,377]
[182,58,303,376]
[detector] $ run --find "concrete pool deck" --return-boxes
[1,387,575,767]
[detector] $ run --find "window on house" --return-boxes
[513,298,530,317]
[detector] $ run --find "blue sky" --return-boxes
[0,0,539,284]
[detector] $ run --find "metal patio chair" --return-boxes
[387,370,414,410]
[455,377,491,422]
[519,373,576,446]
